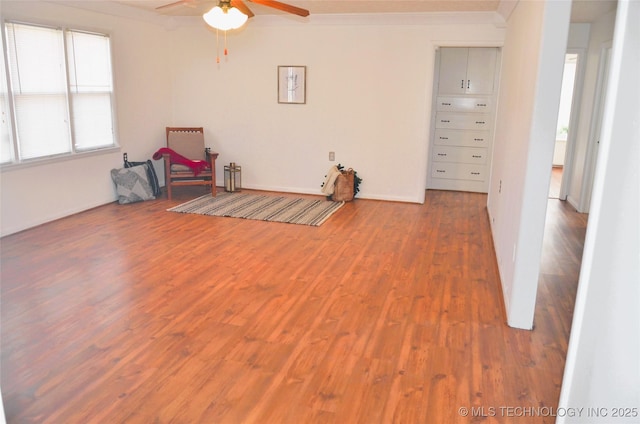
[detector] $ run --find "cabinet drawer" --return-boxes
[436,96,492,112]
[434,128,490,148]
[431,162,486,181]
[432,146,488,164]
[435,112,491,130]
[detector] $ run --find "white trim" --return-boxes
[241,183,422,204]
[0,146,121,172]
[558,48,587,201]
[566,194,580,211]
[0,197,116,237]
[0,384,6,424]
[496,0,519,22]
[578,41,612,213]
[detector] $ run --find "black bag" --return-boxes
[123,153,161,197]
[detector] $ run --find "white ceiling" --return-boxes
[569,0,617,22]
[46,0,617,23]
[60,0,619,22]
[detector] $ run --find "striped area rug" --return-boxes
[167,192,345,226]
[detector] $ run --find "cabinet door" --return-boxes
[438,48,468,94]
[465,48,497,95]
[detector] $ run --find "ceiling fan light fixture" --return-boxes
[203,4,248,31]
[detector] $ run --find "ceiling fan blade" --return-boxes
[248,0,309,17]
[231,0,255,18]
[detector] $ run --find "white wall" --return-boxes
[0,5,506,235]
[167,15,505,201]
[487,0,570,329]
[0,1,173,236]
[566,10,616,212]
[558,0,640,421]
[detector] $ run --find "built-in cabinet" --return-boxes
[428,47,499,193]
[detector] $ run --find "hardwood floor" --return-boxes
[548,167,563,199]
[1,188,587,423]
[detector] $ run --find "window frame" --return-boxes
[0,18,119,170]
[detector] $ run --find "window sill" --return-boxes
[1,146,122,173]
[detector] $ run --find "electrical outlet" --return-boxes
[329,151,335,161]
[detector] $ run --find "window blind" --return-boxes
[66,30,115,151]
[0,41,12,164]
[2,22,116,163]
[5,22,72,159]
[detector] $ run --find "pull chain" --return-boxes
[215,29,231,64]
[216,29,220,63]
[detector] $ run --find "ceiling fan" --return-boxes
[156,0,310,18]
[157,0,309,63]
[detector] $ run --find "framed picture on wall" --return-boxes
[278,66,306,104]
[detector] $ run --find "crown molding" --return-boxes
[496,0,519,23]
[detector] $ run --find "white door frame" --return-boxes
[579,41,612,213]
[558,48,586,200]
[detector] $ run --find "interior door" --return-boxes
[581,44,612,212]
[549,52,580,200]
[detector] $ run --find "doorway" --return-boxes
[549,53,578,199]
[579,43,612,212]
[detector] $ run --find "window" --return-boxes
[1,21,116,165]
[0,37,12,163]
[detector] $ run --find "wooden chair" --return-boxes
[162,127,219,200]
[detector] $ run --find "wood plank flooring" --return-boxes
[1,188,587,423]
[548,167,563,199]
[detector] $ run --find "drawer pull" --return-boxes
[474,138,484,141]
[439,137,449,140]
[476,103,487,107]
[471,172,481,175]
[442,102,451,106]
[475,121,486,124]
[437,153,447,156]
[441,120,450,123]
[472,155,482,158]
[436,170,446,173]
